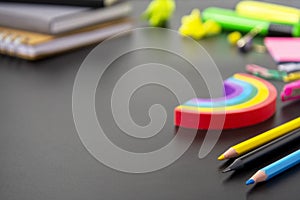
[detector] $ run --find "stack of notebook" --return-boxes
[0,0,132,60]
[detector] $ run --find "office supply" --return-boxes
[227,31,242,45]
[228,31,265,53]
[264,37,300,63]
[278,63,300,73]
[179,9,205,39]
[236,1,300,25]
[223,128,300,172]
[0,0,119,7]
[202,7,300,37]
[174,73,277,130]
[281,80,300,102]
[0,2,131,34]
[283,72,300,82]
[246,64,286,81]
[142,0,175,27]
[202,20,221,36]
[0,18,132,60]
[237,27,261,53]
[246,149,300,185]
[218,117,300,160]
[179,9,221,40]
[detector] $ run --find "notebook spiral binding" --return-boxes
[0,30,29,57]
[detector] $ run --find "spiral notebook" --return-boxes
[0,18,132,60]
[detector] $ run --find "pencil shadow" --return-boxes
[218,159,235,171]
[222,168,254,183]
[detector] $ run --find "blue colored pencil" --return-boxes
[246,149,300,185]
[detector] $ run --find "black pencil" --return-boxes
[222,128,300,173]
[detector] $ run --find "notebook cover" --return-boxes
[0,0,110,7]
[0,18,129,45]
[264,37,300,63]
[0,18,132,60]
[0,2,131,34]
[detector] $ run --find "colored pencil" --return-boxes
[218,117,300,160]
[246,149,300,185]
[223,128,300,172]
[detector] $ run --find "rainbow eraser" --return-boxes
[174,73,277,130]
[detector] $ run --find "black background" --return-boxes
[1,1,300,200]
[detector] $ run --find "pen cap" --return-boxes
[236,1,300,25]
[268,23,300,37]
[293,24,300,37]
[281,85,293,102]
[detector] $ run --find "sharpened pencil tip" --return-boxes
[218,154,225,161]
[222,167,232,173]
[246,179,255,185]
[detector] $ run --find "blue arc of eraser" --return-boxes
[184,77,258,108]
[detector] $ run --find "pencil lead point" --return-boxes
[218,154,225,161]
[246,179,255,185]
[222,167,232,173]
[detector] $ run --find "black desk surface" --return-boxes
[1,1,300,200]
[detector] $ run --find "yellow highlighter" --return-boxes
[283,72,300,83]
[236,1,300,25]
[218,117,300,160]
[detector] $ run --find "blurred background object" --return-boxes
[0,0,132,60]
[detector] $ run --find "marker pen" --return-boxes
[236,1,300,25]
[202,7,300,37]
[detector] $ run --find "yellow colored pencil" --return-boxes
[218,117,300,160]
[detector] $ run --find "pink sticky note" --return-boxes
[264,37,300,63]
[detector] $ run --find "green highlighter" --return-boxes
[202,7,300,37]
